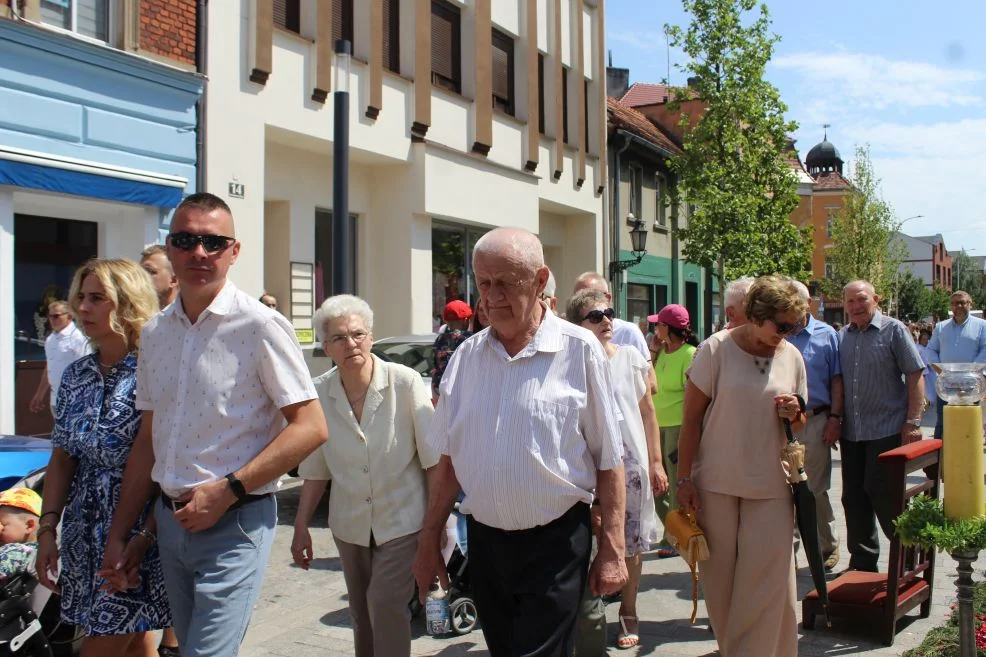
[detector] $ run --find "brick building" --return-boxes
[1,0,203,433]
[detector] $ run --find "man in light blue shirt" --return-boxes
[926,290,986,438]
[787,282,844,570]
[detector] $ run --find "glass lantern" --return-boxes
[935,363,986,405]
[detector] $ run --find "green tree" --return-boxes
[919,285,952,321]
[894,271,927,321]
[820,146,904,299]
[665,0,812,325]
[952,250,986,307]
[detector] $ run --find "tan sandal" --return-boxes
[617,615,640,649]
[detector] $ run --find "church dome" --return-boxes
[805,132,843,176]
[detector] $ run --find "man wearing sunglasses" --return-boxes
[103,192,328,657]
[414,228,627,657]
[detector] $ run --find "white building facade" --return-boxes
[207,0,608,341]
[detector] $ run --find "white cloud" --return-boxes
[772,51,985,110]
[841,118,986,159]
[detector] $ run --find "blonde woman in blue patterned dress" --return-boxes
[568,289,668,650]
[35,258,170,657]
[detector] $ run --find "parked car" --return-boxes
[0,435,51,491]
[305,334,437,388]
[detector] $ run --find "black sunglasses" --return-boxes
[168,232,236,253]
[582,308,615,324]
[770,317,804,335]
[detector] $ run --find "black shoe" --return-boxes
[159,647,181,657]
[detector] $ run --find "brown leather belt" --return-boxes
[160,491,271,513]
[806,405,831,418]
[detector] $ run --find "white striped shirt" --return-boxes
[429,308,623,531]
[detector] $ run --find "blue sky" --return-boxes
[606,0,986,260]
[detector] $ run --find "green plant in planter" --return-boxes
[895,495,986,554]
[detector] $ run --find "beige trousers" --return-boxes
[697,490,797,657]
[334,532,419,657]
[800,412,839,556]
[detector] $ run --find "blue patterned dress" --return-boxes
[51,352,171,636]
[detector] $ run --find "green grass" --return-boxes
[902,582,986,657]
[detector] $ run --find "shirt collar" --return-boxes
[794,314,818,337]
[484,302,563,359]
[848,309,886,332]
[327,354,388,400]
[166,280,237,323]
[54,322,79,337]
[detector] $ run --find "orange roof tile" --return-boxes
[813,171,851,191]
[619,82,672,107]
[607,96,681,156]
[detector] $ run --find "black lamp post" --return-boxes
[331,39,352,295]
[608,216,649,278]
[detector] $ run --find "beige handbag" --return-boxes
[665,509,710,624]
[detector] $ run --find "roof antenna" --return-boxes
[665,26,671,87]
[608,50,612,68]
[822,123,831,140]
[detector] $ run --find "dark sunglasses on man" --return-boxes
[582,308,615,324]
[168,232,236,253]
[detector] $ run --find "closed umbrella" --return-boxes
[782,395,831,627]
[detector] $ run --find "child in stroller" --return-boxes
[410,506,478,635]
[0,489,51,657]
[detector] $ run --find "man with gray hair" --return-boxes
[839,280,924,572]
[541,268,559,313]
[140,243,179,309]
[414,228,627,657]
[28,300,90,413]
[724,276,755,328]
[786,280,844,570]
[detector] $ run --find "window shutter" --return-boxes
[538,53,546,134]
[274,0,300,33]
[382,0,400,73]
[562,67,570,144]
[332,0,354,47]
[492,30,513,114]
[431,1,460,91]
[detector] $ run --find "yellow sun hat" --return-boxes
[0,488,42,517]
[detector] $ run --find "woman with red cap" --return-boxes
[649,304,698,558]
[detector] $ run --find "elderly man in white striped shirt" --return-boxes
[413,227,628,657]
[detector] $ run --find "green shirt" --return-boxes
[652,343,696,428]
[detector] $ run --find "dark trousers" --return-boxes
[840,434,901,572]
[468,503,591,657]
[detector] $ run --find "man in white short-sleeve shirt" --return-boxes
[103,193,327,657]
[29,300,90,412]
[413,228,627,657]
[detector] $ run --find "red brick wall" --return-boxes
[139,0,197,67]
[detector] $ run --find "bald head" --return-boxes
[844,280,875,297]
[573,272,610,296]
[473,228,545,274]
[172,192,236,237]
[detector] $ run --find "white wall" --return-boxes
[0,189,14,433]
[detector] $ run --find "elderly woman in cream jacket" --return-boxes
[291,294,438,657]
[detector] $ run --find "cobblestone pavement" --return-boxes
[241,420,985,656]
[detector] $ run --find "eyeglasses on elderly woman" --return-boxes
[581,308,615,324]
[769,317,805,335]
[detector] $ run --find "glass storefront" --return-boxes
[432,222,488,331]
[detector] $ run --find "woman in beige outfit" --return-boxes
[677,276,809,657]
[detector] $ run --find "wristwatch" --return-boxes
[676,476,692,487]
[905,419,922,428]
[225,473,248,501]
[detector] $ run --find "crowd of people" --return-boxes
[2,198,984,657]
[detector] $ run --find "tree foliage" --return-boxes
[821,146,903,299]
[952,250,986,308]
[665,0,812,321]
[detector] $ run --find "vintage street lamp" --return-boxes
[331,39,352,295]
[608,215,648,278]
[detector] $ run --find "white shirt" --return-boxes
[136,282,317,497]
[45,322,90,405]
[297,356,439,547]
[428,308,623,531]
[612,317,650,360]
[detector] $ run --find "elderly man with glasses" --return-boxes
[28,300,91,413]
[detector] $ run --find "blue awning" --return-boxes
[0,158,184,207]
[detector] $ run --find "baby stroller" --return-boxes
[0,574,52,657]
[409,509,478,635]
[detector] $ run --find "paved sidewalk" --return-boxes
[242,423,984,656]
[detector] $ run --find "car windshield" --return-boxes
[372,341,434,379]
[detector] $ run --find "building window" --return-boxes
[273,0,300,33]
[491,29,515,116]
[824,257,834,280]
[382,0,399,73]
[629,164,643,219]
[562,66,570,144]
[826,216,833,238]
[332,0,354,50]
[537,53,546,135]
[656,174,667,226]
[431,0,461,94]
[41,0,109,42]
[583,79,590,151]
[432,223,488,331]
[626,284,652,330]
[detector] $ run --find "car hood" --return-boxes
[0,435,52,483]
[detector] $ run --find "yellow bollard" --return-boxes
[942,404,986,521]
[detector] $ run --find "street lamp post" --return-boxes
[331,39,352,295]
[608,217,649,316]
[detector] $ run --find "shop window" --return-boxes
[382,0,400,73]
[273,0,300,33]
[314,210,358,305]
[431,0,461,93]
[432,223,488,331]
[685,282,699,332]
[332,0,354,49]
[41,0,110,42]
[492,29,515,116]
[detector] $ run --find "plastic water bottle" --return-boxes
[425,577,451,635]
